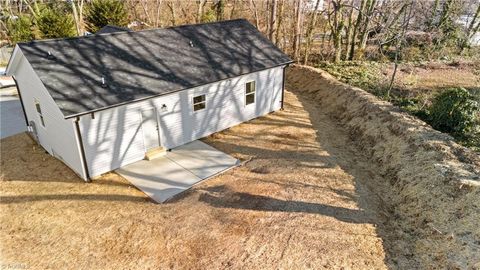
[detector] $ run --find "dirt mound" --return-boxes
[286,65,480,269]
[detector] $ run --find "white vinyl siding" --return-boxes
[12,50,85,179]
[78,66,285,177]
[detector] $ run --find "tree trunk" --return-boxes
[215,0,225,21]
[464,3,480,47]
[141,0,153,26]
[292,0,303,62]
[329,0,345,62]
[167,1,177,26]
[70,0,81,36]
[269,0,277,41]
[303,0,321,65]
[154,0,162,27]
[387,1,413,99]
[197,0,206,23]
[349,0,366,60]
[359,0,377,50]
[275,0,284,46]
[250,0,260,29]
[344,0,355,60]
[229,0,237,19]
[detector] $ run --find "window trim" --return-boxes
[192,94,206,112]
[245,80,256,106]
[34,99,46,128]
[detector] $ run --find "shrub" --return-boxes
[84,0,129,33]
[6,15,34,44]
[428,88,479,136]
[35,5,76,39]
[201,9,216,23]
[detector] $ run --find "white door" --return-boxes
[142,108,160,150]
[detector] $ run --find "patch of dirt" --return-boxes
[1,91,390,268]
[287,65,480,269]
[391,61,480,97]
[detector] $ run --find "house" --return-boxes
[5,19,292,181]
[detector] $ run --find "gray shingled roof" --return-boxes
[17,19,292,118]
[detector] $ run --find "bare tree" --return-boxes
[196,0,207,23]
[154,0,163,27]
[358,0,377,51]
[328,0,345,62]
[349,0,366,60]
[344,0,355,60]
[275,0,285,46]
[463,2,480,48]
[70,0,84,36]
[292,0,303,62]
[166,1,177,25]
[249,0,260,29]
[269,0,277,41]
[303,0,322,64]
[387,1,414,98]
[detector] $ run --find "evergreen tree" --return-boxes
[35,5,76,39]
[84,0,129,33]
[7,15,35,44]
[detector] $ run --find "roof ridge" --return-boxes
[18,19,249,45]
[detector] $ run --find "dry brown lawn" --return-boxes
[0,91,392,269]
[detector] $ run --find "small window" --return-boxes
[35,100,45,127]
[193,94,206,111]
[245,81,255,105]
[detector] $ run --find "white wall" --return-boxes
[80,66,285,177]
[12,49,86,179]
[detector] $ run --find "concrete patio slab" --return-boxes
[166,140,239,180]
[116,140,239,203]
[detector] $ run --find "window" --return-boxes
[193,94,206,111]
[35,100,45,127]
[245,81,255,105]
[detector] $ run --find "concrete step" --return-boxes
[145,147,167,160]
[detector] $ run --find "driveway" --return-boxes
[116,140,239,203]
[0,95,26,139]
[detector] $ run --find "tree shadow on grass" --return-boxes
[197,185,373,224]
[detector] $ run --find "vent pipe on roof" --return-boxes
[47,51,55,60]
[101,76,107,88]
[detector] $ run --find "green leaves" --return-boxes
[84,0,129,33]
[428,88,479,136]
[6,15,34,44]
[35,5,76,39]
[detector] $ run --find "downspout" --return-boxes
[280,64,289,110]
[11,76,29,127]
[74,117,91,182]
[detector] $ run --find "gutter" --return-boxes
[12,76,29,127]
[74,117,91,182]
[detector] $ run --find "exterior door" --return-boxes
[142,108,160,150]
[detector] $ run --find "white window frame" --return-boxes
[34,99,46,128]
[245,80,256,106]
[193,94,206,112]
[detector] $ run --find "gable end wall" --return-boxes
[13,50,85,179]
